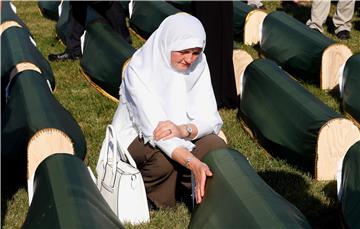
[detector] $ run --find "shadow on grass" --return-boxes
[328,85,342,106]
[354,20,360,32]
[258,170,341,228]
[1,160,27,228]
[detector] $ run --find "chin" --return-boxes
[173,66,189,73]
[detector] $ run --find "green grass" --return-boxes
[2,1,360,229]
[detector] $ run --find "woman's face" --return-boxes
[170,47,202,72]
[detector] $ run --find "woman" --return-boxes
[112,13,227,209]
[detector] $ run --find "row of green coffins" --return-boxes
[50,0,252,49]
[128,1,252,40]
[77,5,314,228]
[0,7,120,228]
[257,11,352,91]
[1,1,55,111]
[238,59,360,227]
[238,58,360,181]
[38,1,359,227]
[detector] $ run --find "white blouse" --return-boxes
[111,13,222,158]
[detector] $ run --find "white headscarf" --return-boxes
[120,13,222,157]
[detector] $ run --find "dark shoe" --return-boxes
[336,30,350,40]
[48,51,81,62]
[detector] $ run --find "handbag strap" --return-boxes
[117,142,137,168]
[106,125,118,175]
[107,124,138,169]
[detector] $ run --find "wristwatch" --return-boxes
[186,125,192,138]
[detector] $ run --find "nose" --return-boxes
[184,53,195,64]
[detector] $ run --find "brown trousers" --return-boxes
[128,134,227,208]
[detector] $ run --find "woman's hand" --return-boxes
[153,121,198,141]
[172,147,212,205]
[153,120,182,141]
[188,157,213,204]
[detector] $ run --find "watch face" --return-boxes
[186,126,192,134]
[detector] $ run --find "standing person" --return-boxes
[110,13,227,209]
[306,0,355,40]
[49,1,130,61]
[192,1,238,109]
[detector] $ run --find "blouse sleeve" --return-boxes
[187,64,223,139]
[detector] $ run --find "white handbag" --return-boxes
[96,124,150,225]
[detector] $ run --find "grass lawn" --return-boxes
[2,1,360,229]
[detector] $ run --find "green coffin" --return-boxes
[80,20,135,101]
[167,1,193,13]
[55,1,70,45]
[129,1,181,39]
[342,53,360,124]
[1,1,28,29]
[1,26,56,112]
[189,148,311,228]
[37,1,60,21]
[261,11,334,82]
[2,71,86,175]
[238,59,340,168]
[22,154,123,229]
[119,1,130,17]
[1,26,55,90]
[340,141,360,229]
[233,1,253,37]
[153,1,253,38]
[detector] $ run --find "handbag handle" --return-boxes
[106,125,118,175]
[107,124,138,169]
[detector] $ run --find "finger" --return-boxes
[200,172,206,198]
[158,128,172,140]
[205,166,213,176]
[196,186,202,204]
[153,121,166,135]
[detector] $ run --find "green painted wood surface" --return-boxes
[129,1,180,39]
[340,141,360,228]
[238,59,340,168]
[1,26,55,90]
[233,1,253,36]
[0,1,28,29]
[261,11,335,82]
[37,1,60,21]
[189,148,311,228]
[342,53,360,124]
[80,19,135,100]
[2,71,86,178]
[22,154,123,229]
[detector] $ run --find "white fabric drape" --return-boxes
[114,13,222,158]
